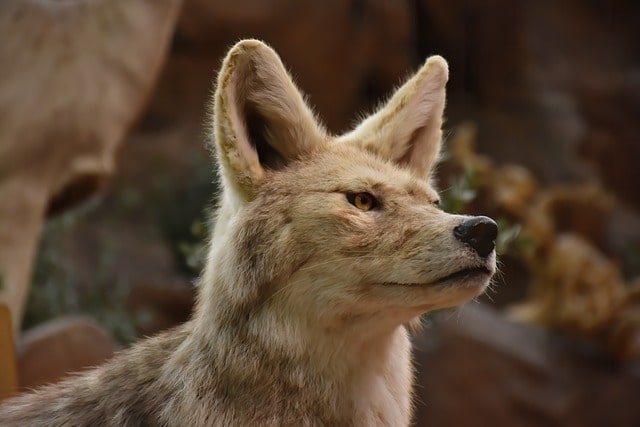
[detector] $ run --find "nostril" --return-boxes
[453,216,498,257]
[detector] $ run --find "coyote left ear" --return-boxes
[211,40,326,201]
[340,56,448,179]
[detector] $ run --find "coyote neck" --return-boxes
[185,207,414,424]
[189,292,413,425]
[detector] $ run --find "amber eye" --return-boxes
[346,192,378,211]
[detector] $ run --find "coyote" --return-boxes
[0,40,497,426]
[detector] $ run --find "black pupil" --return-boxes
[359,194,369,205]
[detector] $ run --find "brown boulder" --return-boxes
[127,281,195,338]
[17,316,117,391]
[413,305,640,427]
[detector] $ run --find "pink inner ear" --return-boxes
[397,66,447,177]
[398,98,444,178]
[400,128,442,178]
[243,55,326,164]
[223,74,265,181]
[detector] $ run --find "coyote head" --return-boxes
[203,40,497,332]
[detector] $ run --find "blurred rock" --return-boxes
[413,305,640,427]
[17,316,117,391]
[127,281,195,338]
[0,0,183,330]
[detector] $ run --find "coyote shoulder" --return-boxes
[0,39,497,426]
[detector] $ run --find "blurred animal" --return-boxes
[0,39,497,426]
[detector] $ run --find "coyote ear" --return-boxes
[341,56,448,179]
[211,39,325,200]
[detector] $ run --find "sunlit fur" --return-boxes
[0,39,496,426]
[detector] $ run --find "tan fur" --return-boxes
[0,40,496,426]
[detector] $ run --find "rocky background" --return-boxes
[1,0,639,425]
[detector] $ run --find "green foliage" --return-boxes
[440,162,529,256]
[177,220,209,277]
[496,219,536,255]
[440,165,480,214]
[151,156,216,276]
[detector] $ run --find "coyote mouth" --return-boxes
[433,267,492,287]
[381,266,493,289]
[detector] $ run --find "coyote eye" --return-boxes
[346,192,378,211]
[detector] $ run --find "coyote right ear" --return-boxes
[211,39,326,201]
[339,56,448,180]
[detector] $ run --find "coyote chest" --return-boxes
[0,39,496,426]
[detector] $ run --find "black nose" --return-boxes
[453,216,498,258]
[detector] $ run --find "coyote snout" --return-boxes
[0,39,497,426]
[454,216,498,258]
